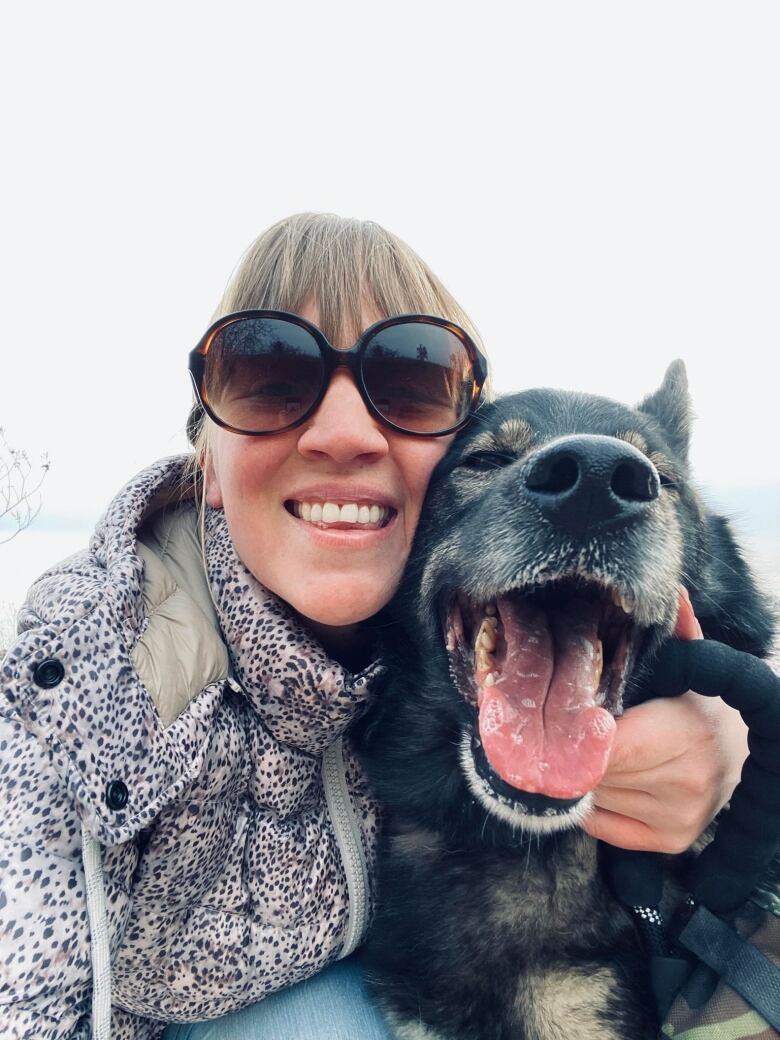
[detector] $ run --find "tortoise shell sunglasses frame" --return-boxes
[188,309,488,438]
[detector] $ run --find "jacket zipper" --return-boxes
[322,735,370,958]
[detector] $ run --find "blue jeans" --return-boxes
[160,956,392,1040]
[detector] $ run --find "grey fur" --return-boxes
[358,376,774,1039]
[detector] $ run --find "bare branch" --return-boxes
[0,428,50,544]
[0,599,19,658]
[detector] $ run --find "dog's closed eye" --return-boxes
[459,451,516,471]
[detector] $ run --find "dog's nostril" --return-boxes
[525,455,579,495]
[610,460,659,502]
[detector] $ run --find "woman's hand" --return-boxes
[581,587,750,853]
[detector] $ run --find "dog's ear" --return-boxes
[637,360,692,462]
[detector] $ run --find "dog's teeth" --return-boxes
[476,649,493,672]
[485,603,497,616]
[450,605,465,644]
[446,628,457,652]
[476,622,496,652]
[483,616,498,629]
[484,672,496,687]
[609,587,635,616]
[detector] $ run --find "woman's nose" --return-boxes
[296,369,389,463]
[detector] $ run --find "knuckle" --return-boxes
[681,805,708,836]
[640,833,669,854]
[666,833,694,855]
[651,822,695,854]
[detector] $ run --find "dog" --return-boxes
[355,361,776,1040]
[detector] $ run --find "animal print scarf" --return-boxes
[203,505,383,755]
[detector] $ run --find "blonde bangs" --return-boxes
[214,213,485,355]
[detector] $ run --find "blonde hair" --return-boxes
[187,213,489,481]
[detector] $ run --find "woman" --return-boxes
[0,214,748,1040]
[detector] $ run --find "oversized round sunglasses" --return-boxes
[188,310,488,437]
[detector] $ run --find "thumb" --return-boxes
[603,701,669,775]
[602,693,703,777]
[674,586,703,640]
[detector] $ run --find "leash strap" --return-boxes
[677,904,780,1030]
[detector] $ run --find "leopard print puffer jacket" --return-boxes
[0,456,383,1039]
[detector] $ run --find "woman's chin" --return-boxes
[287,577,398,630]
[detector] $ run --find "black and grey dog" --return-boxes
[356,362,777,1040]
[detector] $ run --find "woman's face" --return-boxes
[203,300,453,632]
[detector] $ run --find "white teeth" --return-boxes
[292,500,389,527]
[321,502,339,523]
[484,672,496,687]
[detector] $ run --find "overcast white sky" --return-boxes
[1,1,778,607]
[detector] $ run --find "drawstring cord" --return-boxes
[82,823,112,1039]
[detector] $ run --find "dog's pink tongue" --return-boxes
[478,598,615,799]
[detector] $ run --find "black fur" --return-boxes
[356,364,776,1040]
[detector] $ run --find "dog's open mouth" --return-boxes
[446,578,642,806]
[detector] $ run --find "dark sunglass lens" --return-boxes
[362,322,476,433]
[204,318,324,432]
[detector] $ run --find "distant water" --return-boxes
[742,534,780,598]
[1,488,777,653]
[705,485,779,606]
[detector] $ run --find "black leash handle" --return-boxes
[638,639,780,914]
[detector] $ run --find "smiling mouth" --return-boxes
[285,499,396,529]
[446,577,646,808]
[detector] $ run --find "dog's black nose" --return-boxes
[524,434,660,531]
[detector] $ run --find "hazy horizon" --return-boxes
[2,479,778,616]
[2,3,778,634]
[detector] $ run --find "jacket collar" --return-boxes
[203,505,383,753]
[89,455,383,753]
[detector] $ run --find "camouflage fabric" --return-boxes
[661,885,780,1039]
